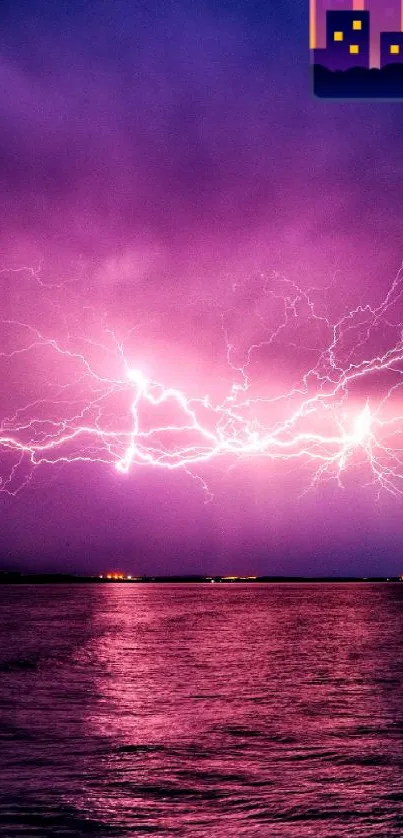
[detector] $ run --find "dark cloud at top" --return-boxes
[0,0,401,284]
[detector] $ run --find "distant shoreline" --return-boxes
[0,573,402,584]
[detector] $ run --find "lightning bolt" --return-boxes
[1,264,403,501]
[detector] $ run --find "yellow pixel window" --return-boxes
[334,31,344,41]
[390,45,400,54]
[353,20,362,30]
[350,45,360,54]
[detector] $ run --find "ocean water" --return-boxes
[0,583,403,837]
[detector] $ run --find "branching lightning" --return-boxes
[2,264,403,500]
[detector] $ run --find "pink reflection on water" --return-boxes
[63,583,403,836]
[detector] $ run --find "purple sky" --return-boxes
[1,0,403,576]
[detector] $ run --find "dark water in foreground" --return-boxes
[1,584,403,837]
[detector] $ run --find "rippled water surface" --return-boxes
[1,583,403,836]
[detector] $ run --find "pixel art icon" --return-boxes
[310,1,403,97]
